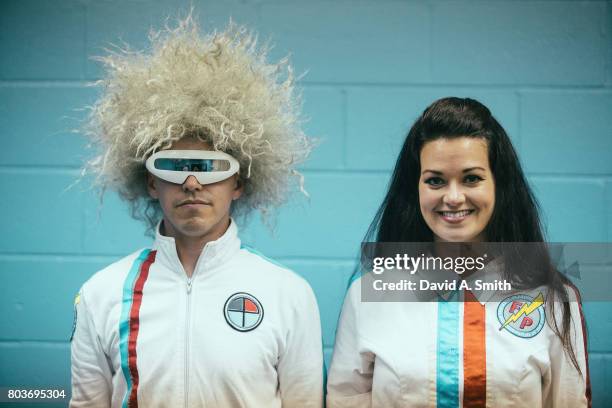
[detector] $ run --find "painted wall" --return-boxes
[1,0,611,406]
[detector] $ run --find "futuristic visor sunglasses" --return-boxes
[145,150,239,185]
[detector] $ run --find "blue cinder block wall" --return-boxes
[1,0,611,406]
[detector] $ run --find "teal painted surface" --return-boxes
[430,2,607,85]
[345,88,520,170]
[0,1,86,80]
[0,86,96,166]
[0,1,610,406]
[521,92,612,174]
[530,177,608,242]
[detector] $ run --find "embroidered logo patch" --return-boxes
[223,292,264,332]
[497,292,545,338]
[70,292,81,342]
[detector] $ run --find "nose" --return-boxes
[182,175,203,192]
[443,182,466,207]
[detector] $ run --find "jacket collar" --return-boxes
[152,218,241,278]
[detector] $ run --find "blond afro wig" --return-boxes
[84,14,313,231]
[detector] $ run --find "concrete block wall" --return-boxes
[1,0,611,406]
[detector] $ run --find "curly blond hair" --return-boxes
[83,14,312,231]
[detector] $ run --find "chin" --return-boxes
[435,228,478,243]
[177,219,212,235]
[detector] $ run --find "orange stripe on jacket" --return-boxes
[463,290,486,408]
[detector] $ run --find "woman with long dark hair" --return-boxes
[327,97,590,407]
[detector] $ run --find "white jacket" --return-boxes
[70,220,323,408]
[327,269,590,408]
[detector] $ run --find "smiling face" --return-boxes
[147,137,242,242]
[418,137,495,242]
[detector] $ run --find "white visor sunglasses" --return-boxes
[145,150,240,185]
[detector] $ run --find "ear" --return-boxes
[232,175,244,201]
[147,172,159,199]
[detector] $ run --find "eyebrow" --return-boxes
[421,167,486,175]
[463,167,486,173]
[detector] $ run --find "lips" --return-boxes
[177,199,210,207]
[436,209,475,223]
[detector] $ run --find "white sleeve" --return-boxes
[70,288,113,408]
[326,280,374,408]
[544,286,591,408]
[277,280,324,408]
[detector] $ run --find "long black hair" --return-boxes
[365,97,583,373]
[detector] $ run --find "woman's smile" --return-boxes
[436,209,476,223]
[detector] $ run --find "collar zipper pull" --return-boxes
[187,278,192,294]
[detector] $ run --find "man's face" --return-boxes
[147,137,242,242]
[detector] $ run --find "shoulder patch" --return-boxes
[497,292,546,338]
[70,292,81,342]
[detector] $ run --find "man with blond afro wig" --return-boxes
[70,15,323,408]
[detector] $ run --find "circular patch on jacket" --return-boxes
[497,292,546,338]
[223,292,264,332]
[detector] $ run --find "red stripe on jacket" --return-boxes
[127,250,157,407]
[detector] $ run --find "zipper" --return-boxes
[184,277,193,408]
[182,245,207,408]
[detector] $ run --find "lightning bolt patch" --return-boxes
[497,292,546,338]
[499,292,544,330]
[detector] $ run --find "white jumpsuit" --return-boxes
[327,266,590,408]
[70,220,324,408]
